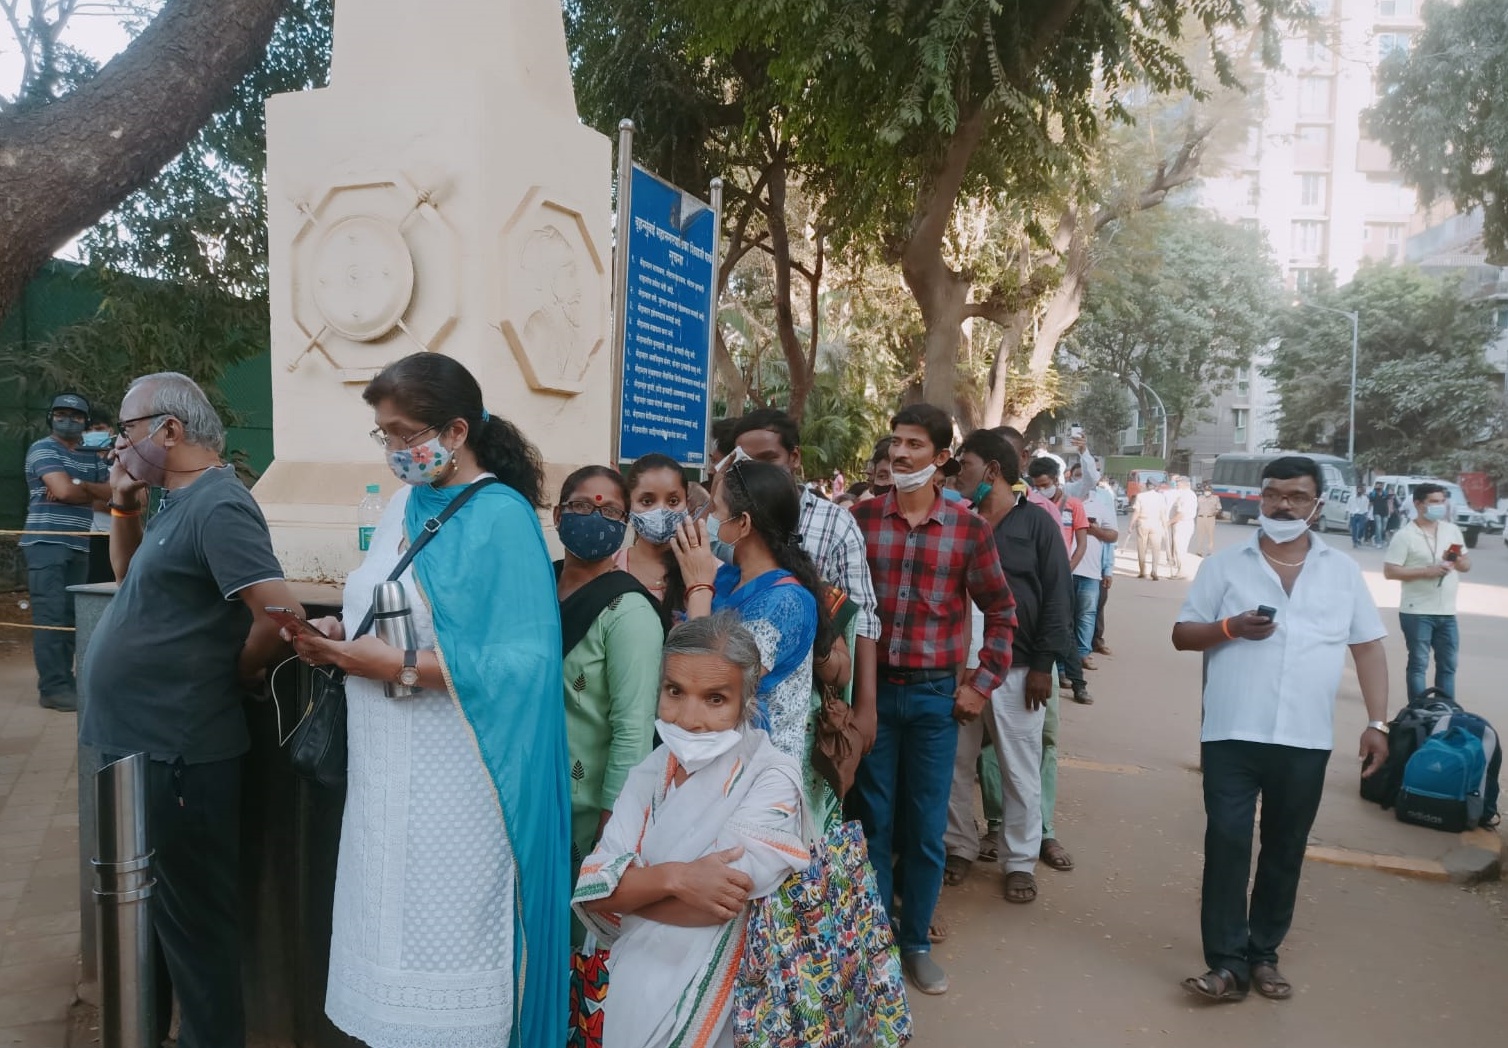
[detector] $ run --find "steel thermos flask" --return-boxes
[372,580,419,698]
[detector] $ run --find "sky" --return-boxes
[0,3,136,102]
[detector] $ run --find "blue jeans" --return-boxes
[849,675,958,955]
[1349,513,1368,547]
[1398,613,1458,703]
[1073,575,1100,657]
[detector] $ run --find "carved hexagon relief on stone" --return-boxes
[497,189,608,396]
[288,177,459,383]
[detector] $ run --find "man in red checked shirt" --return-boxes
[849,403,1017,997]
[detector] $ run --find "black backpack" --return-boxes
[1360,692,1458,810]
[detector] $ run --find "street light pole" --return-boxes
[1295,300,1360,463]
[1114,372,1168,462]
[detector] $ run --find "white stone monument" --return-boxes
[253,0,612,580]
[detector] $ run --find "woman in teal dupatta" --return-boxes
[293,354,569,1048]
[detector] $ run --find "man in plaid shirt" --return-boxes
[850,403,1017,996]
[730,409,881,748]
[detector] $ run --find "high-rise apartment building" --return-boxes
[1176,0,1434,476]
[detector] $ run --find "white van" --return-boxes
[1334,476,1486,548]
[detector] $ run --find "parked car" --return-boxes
[1481,498,1506,535]
[1330,475,1486,548]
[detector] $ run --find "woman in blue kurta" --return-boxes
[670,460,844,817]
[292,353,569,1048]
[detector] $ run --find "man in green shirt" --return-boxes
[1382,482,1472,703]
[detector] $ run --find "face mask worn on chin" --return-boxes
[386,436,453,486]
[891,463,938,493]
[559,512,628,562]
[655,718,743,772]
[630,507,687,545]
[1424,504,1448,522]
[705,513,740,563]
[971,480,993,507]
[1258,511,1314,544]
[51,419,85,441]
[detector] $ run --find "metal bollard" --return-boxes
[94,753,158,1048]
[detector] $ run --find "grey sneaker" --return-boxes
[1071,683,1094,705]
[39,691,77,712]
[902,952,949,995]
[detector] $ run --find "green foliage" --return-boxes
[0,0,333,430]
[1065,206,1280,445]
[1369,0,1508,264]
[1060,373,1133,454]
[1265,264,1504,475]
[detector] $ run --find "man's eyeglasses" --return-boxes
[561,499,628,523]
[116,412,170,437]
[370,424,439,451]
[1260,490,1318,510]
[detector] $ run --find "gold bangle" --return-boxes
[684,583,714,599]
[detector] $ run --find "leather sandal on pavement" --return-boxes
[927,918,948,944]
[1182,967,1249,1002]
[1002,870,1037,904]
[1251,963,1293,1000]
[943,854,972,887]
[1039,838,1075,871]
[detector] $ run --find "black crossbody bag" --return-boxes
[285,477,498,787]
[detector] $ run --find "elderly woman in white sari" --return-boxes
[573,612,812,1048]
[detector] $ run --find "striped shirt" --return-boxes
[798,488,880,640]
[22,436,108,552]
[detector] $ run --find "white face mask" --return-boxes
[1258,511,1314,544]
[655,718,743,773]
[891,462,938,493]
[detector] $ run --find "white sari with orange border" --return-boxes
[572,729,811,1048]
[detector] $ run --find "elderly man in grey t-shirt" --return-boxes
[80,373,301,1048]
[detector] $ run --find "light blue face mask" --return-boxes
[1424,503,1448,521]
[706,513,739,563]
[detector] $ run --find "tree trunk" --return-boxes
[982,310,1032,426]
[763,149,817,420]
[712,327,748,412]
[0,0,288,323]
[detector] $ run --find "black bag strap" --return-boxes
[347,477,500,642]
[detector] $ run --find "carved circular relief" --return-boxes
[310,215,415,342]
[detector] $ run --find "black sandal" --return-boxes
[943,854,971,887]
[1182,967,1249,1002]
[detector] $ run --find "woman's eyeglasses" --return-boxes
[370,424,439,451]
[561,499,628,523]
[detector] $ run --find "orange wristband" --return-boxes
[109,506,141,519]
[1220,617,1235,640]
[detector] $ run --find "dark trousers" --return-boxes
[849,676,958,955]
[1200,740,1329,982]
[23,543,88,698]
[106,753,246,1048]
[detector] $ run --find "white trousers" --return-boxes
[942,667,1043,875]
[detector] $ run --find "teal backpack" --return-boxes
[1396,726,1487,833]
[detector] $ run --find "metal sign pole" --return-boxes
[704,176,723,469]
[609,119,635,466]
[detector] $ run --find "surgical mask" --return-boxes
[630,507,686,545]
[706,513,739,563]
[1258,512,1313,544]
[971,481,993,507]
[51,418,85,440]
[115,422,169,488]
[891,463,937,493]
[869,483,893,497]
[1424,504,1448,522]
[655,718,743,773]
[1039,484,1059,501]
[558,511,627,562]
[386,436,453,486]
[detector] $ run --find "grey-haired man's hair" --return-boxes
[127,372,225,454]
[660,611,764,725]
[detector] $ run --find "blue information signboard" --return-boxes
[616,165,716,467]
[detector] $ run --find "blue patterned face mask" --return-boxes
[630,507,687,545]
[559,510,628,562]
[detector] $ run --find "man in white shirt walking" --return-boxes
[1173,456,1389,1004]
[1129,483,1169,580]
[1345,486,1372,548]
[1167,478,1198,578]
[1382,482,1471,703]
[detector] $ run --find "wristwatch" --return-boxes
[1367,720,1389,734]
[398,649,420,688]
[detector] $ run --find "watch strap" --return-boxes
[404,649,418,670]
[1367,720,1389,733]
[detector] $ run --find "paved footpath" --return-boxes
[912,522,1507,1047]
[0,650,80,1048]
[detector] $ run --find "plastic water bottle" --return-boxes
[357,484,383,551]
